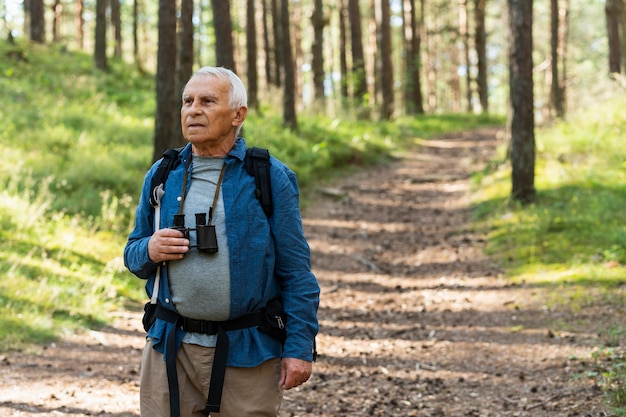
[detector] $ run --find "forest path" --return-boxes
[0,127,611,416]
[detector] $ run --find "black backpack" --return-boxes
[149,146,273,217]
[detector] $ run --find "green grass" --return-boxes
[0,40,503,349]
[472,94,626,411]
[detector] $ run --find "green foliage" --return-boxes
[472,94,626,409]
[0,40,154,228]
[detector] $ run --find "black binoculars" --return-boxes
[172,213,218,253]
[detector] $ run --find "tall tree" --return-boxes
[247,0,259,110]
[132,0,143,72]
[508,0,536,203]
[339,0,349,98]
[75,0,84,50]
[348,0,368,111]
[111,0,122,58]
[403,0,424,114]
[94,0,108,71]
[52,0,62,43]
[379,0,394,119]
[153,0,179,161]
[30,0,44,43]
[173,0,194,146]
[605,0,622,74]
[311,0,327,103]
[280,0,298,130]
[211,0,236,71]
[261,0,273,86]
[271,0,282,87]
[550,0,567,118]
[459,0,473,112]
[475,0,488,112]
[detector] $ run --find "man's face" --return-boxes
[180,75,244,151]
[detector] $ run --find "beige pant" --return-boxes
[140,340,282,417]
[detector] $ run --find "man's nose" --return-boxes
[189,100,202,113]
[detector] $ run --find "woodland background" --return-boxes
[0,0,625,414]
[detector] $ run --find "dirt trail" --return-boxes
[0,128,612,416]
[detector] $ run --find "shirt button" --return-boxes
[177,196,182,201]
[165,298,170,304]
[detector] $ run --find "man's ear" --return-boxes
[233,106,248,127]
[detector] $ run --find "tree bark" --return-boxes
[75,0,84,50]
[52,0,62,43]
[311,0,327,103]
[172,0,194,147]
[247,0,259,110]
[30,0,44,43]
[280,0,298,130]
[211,0,236,72]
[605,0,622,74]
[508,0,536,204]
[262,0,273,86]
[550,0,566,118]
[348,0,368,112]
[153,0,179,162]
[403,0,424,114]
[474,0,488,113]
[380,0,394,119]
[133,0,143,73]
[459,0,472,112]
[339,0,349,98]
[271,0,282,87]
[111,0,122,58]
[94,0,108,71]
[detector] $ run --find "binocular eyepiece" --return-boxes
[172,213,218,253]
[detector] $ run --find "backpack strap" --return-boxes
[245,147,273,217]
[149,148,183,208]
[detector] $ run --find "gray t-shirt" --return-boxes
[168,155,231,346]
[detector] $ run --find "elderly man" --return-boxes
[124,66,319,417]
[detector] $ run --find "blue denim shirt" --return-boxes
[124,138,320,366]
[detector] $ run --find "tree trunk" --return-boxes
[75,0,84,50]
[153,0,179,162]
[474,0,488,113]
[622,0,626,71]
[23,0,31,40]
[30,0,44,43]
[94,0,108,71]
[605,0,622,74]
[293,2,303,107]
[262,0,273,86]
[459,0,472,112]
[111,0,122,58]
[271,0,282,87]
[348,0,368,113]
[247,0,259,110]
[280,0,298,130]
[403,0,424,114]
[311,0,327,103]
[173,0,194,147]
[339,0,349,98]
[133,0,143,73]
[211,0,236,72]
[380,0,394,119]
[508,0,536,204]
[550,0,566,118]
[52,0,62,43]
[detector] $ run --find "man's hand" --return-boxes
[279,358,312,390]
[148,228,190,263]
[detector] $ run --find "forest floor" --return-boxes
[0,127,619,416]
